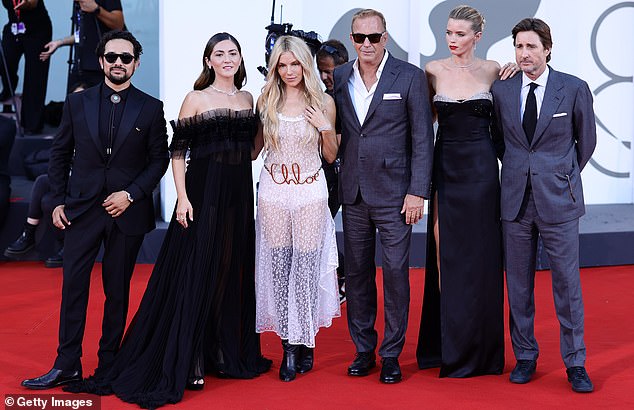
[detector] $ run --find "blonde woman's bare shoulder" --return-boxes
[322,92,335,106]
[425,59,444,74]
[484,59,502,71]
[483,60,505,82]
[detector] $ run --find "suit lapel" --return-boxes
[83,87,103,158]
[109,85,145,160]
[504,74,530,149]
[363,55,398,125]
[335,62,361,130]
[532,68,564,145]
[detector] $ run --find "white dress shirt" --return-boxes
[348,51,389,125]
[520,65,549,120]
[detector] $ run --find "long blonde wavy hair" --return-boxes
[258,36,324,151]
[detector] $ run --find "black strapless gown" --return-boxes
[66,109,270,408]
[417,96,504,377]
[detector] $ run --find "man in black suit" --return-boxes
[22,30,169,389]
[333,9,434,383]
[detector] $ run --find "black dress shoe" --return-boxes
[567,366,594,393]
[379,357,402,384]
[44,248,64,268]
[22,368,82,390]
[4,223,37,258]
[509,360,537,384]
[347,352,376,376]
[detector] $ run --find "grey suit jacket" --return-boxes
[491,67,597,224]
[333,54,434,207]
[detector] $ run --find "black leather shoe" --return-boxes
[279,340,299,382]
[296,345,314,374]
[510,360,537,384]
[4,224,37,257]
[379,357,402,384]
[567,366,594,393]
[44,248,64,268]
[21,368,82,390]
[347,351,376,376]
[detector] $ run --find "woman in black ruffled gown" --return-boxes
[66,32,270,408]
[417,6,518,378]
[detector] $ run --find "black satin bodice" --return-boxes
[434,98,493,143]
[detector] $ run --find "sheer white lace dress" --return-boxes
[255,113,340,347]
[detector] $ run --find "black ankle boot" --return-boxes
[279,340,299,382]
[4,222,37,257]
[296,345,314,374]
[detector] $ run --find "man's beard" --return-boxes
[106,66,133,85]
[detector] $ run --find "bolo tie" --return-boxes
[106,93,121,156]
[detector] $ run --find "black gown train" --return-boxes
[417,93,505,377]
[66,109,269,408]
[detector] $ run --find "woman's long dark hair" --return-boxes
[193,32,247,91]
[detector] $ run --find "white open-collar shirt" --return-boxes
[348,50,390,125]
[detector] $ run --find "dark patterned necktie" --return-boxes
[522,82,538,144]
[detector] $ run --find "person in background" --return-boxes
[0,0,52,134]
[316,39,348,303]
[3,174,62,267]
[39,0,124,91]
[3,82,87,268]
[0,115,16,231]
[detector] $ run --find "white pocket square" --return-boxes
[552,112,567,118]
[383,93,401,100]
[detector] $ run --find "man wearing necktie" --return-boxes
[22,30,169,390]
[491,18,596,393]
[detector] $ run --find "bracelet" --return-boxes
[317,124,332,133]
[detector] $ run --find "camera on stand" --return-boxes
[257,1,322,77]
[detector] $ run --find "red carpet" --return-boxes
[1,262,633,409]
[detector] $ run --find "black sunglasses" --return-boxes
[351,32,384,44]
[103,52,135,64]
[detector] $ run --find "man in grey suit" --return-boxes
[333,8,434,384]
[491,18,596,392]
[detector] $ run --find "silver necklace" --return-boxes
[210,84,237,96]
[451,58,476,69]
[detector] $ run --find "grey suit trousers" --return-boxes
[503,190,586,368]
[343,194,411,358]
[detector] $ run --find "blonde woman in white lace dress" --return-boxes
[253,36,340,382]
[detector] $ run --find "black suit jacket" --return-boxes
[333,54,434,207]
[48,84,169,235]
